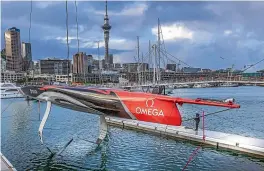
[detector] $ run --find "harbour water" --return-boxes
[1,86,264,170]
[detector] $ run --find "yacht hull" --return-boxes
[20,85,240,126]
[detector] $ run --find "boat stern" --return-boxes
[20,86,45,99]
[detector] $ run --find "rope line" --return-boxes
[182,111,206,171]
[128,44,155,84]
[182,108,231,122]
[1,99,16,114]
[1,100,38,120]
[182,146,201,171]
[159,21,170,68]
[29,0,32,43]
[242,58,264,72]
[159,48,192,67]
[74,0,80,54]
[66,0,70,83]
[154,19,192,69]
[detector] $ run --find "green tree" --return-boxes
[1,48,6,60]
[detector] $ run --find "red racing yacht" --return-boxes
[20,85,240,155]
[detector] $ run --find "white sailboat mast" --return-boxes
[157,18,161,84]
[153,44,157,85]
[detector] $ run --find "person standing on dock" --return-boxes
[194,113,200,131]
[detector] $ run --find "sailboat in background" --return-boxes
[220,82,239,87]
[220,64,239,87]
[125,19,174,95]
[0,82,24,99]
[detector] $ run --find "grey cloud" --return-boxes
[1,1,264,71]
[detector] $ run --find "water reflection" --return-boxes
[1,86,264,170]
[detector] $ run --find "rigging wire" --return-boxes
[65,0,70,83]
[131,40,158,86]
[160,50,181,69]
[24,0,33,75]
[95,41,102,84]
[182,108,231,122]
[158,19,192,68]
[29,0,32,43]
[160,50,166,68]
[1,99,15,114]
[159,20,169,68]
[132,44,154,66]
[160,20,192,69]
[241,58,264,72]
[130,41,156,85]
[182,111,206,171]
[138,47,155,70]
[148,40,152,83]
[159,48,192,68]
[1,101,38,120]
[74,0,86,83]
[129,46,155,84]
[158,19,186,71]
[74,0,80,54]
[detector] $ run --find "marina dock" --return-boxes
[1,153,16,171]
[105,116,264,157]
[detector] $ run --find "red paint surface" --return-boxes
[182,146,201,171]
[39,85,58,90]
[40,86,240,126]
[114,91,182,126]
[88,88,112,95]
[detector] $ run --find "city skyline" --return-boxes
[1,1,264,71]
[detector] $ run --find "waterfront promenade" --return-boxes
[121,80,264,88]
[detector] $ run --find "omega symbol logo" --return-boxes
[146,99,154,108]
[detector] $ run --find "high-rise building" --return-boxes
[114,63,121,68]
[73,52,88,74]
[123,63,149,72]
[40,57,71,75]
[87,55,93,73]
[4,27,22,72]
[93,60,100,70]
[101,59,105,70]
[102,1,111,66]
[21,42,32,71]
[166,64,176,71]
[109,54,113,64]
[33,61,40,75]
[87,55,93,66]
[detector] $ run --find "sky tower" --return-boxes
[102,0,111,67]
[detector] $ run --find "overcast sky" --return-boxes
[1,1,264,71]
